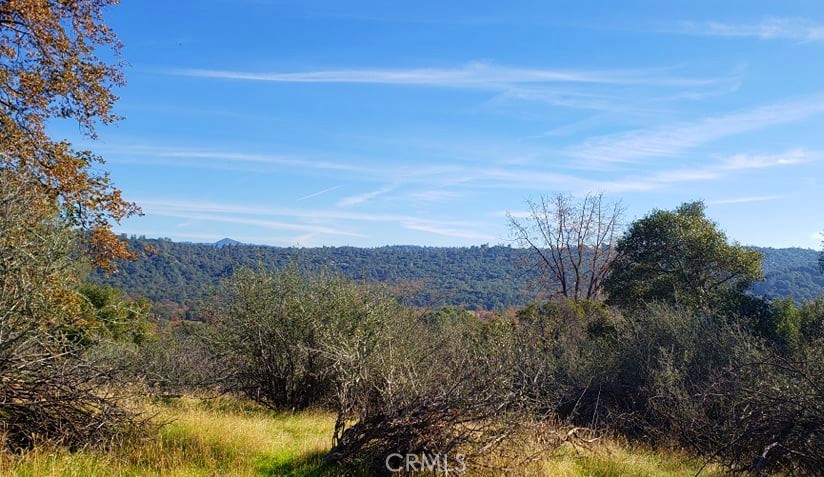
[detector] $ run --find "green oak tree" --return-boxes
[604,201,763,310]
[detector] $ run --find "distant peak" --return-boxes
[214,237,242,248]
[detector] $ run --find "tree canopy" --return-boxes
[0,0,138,269]
[603,201,764,310]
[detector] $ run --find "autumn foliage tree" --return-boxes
[0,0,138,270]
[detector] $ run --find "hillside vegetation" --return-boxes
[90,238,824,317]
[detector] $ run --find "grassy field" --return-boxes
[0,397,721,477]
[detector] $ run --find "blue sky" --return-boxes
[67,0,824,248]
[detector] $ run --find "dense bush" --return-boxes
[484,291,824,476]
[168,263,824,476]
[0,172,141,450]
[327,306,527,473]
[203,267,536,473]
[508,299,617,416]
[540,302,824,476]
[97,322,223,395]
[209,266,340,409]
[662,339,824,475]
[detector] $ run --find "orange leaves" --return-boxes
[86,226,136,272]
[1,0,135,270]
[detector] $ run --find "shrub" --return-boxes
[326,305,530,474]
[653,336,824,475]
[0,172,139,450]
[510,299,618,416]
[566,301,824,475]
[98,322,224,395]
[210,266,410,411]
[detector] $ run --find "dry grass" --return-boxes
[0,396,339,477]
[0,396,723,476]
[481,440,723,477]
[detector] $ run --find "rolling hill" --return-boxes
[90,237,824,317]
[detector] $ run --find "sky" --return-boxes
[63,0,824,248]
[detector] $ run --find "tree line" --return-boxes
[87,238,824,321]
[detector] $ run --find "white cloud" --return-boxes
[172,61,727,89]
[336,187,393,207]
[568,95,824,165]
[408,190,463,202]
[593,149,812,193]
[677,18,824,43]
[139,198,498,242]
[105,146,372,174]
[719,149,810,170]
[118,139,813,217]
[708,195,785,205]
[402,222,496,241]
[297,185,343,201]
[486,87,630,112]
[150,210,365,237]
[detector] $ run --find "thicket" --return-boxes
[195,267,531,473]
[0,172,145,450]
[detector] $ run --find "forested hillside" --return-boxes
[750,247,824,301]
[90,237,824,314]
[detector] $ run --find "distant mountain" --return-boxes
[750,247,824,302]
[214,238,243,248]
[91,237,824,319]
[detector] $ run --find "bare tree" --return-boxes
[508,193,624,301]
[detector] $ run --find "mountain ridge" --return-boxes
[92,237,824,316]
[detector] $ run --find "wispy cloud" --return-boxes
[151,210,366,237]
[110,139,813,203]
[676,18,824,43]
[172,62,728,89]
[337,187,393,207]
[568,95,824,165]
[408,190,463,202]
[708,195,785,205]
[298,185,343,201]
[104,146,372,174]
[138,198,495,239]
[402,222,496,241]
[102,144,479,186]
[485,87,636,112]
[719,149,809,170]
[599,149,813,193]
